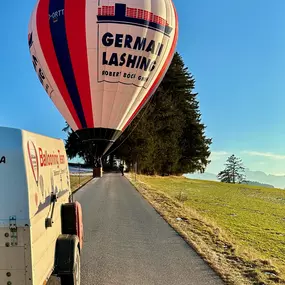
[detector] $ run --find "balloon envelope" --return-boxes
[28,0,178,156]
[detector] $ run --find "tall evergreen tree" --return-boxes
[111,52,212,175]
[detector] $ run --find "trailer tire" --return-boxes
[60,246,80,285]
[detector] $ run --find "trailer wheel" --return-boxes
[60,246,81,285]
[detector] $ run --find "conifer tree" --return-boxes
[112,52,212,175]
[217,154,246,184]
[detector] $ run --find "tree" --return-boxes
[62,123,101,167]
[112,52,212,175]
[217,169,232,183]
[217,154,246,184]
[62,121,71,133]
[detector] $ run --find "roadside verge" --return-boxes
[70,175,93,194]
[125,173,285,285]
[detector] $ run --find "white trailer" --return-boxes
[0,126,83,285]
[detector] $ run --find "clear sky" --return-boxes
[1,0,285,175]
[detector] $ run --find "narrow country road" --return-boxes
[49,173,224,284]
[76,173,224,285]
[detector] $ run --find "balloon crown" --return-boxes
[97,3,173,36]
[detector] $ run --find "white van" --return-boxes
[0,126,83,285]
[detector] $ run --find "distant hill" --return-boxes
[184,172,218,182]
[242,180,274,188]
[244,169,285,189]
[185,169,285,189]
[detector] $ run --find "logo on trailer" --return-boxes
[27,141,39,185]
[97,3,173,36]
[0,156,6,164]
[39,175,45,199]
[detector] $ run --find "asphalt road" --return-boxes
[50,173,224,285]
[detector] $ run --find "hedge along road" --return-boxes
[49,173,224,285]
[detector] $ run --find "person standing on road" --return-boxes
[119,163,124,176]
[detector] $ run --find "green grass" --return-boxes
[70,175,93,192]
[129,174,285,284]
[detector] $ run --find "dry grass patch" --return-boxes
[70,175,93,192]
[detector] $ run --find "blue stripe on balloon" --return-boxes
[49,0,87,128]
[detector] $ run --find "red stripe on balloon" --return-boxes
[122,2,179,131]
[65,0,94,128]
[36,0,82,129]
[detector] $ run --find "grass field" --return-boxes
[127,174,285,285]
[70,175,93,192]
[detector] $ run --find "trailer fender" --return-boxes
[61,202,83,250]
[54,234,80,276]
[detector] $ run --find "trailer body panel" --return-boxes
[0,127,71,285]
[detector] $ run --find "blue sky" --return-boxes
[175,0,285,175]
[1,0,285,174]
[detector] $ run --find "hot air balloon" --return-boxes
[28,0,178,166]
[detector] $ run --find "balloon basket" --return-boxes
[93,167,103,178]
